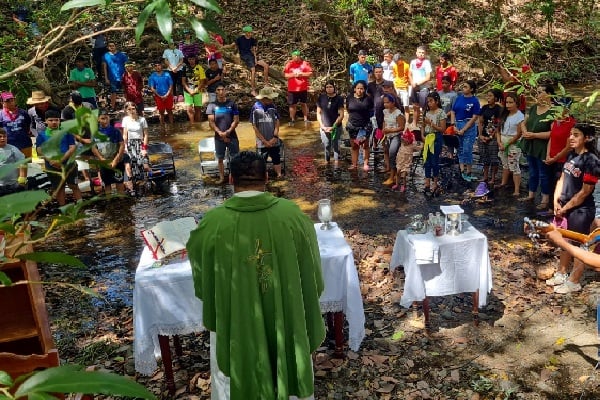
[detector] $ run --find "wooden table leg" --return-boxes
[332,312,345,358]
[472,290,479,327]
[158,335,175,396]
[423,297,431,332]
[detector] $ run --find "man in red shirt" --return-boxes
[283,50,312,126]
[122,62,144,114]
[205,33,225,71]
[435,52,458,91]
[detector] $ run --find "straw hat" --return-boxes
[255,87,278,100]
[26,90,51,105]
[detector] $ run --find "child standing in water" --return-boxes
[393,128,415,193]
[421,91,447,195]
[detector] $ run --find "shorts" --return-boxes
[478,138,499,166]
[498,135,521,174]
[287,91,308,105]
[395,89,409,109]
[410,85,430,109]
[99,162,125,185]
[184,92,203,107]
[215,137,239,159]
[259,145,281,165]
[396,145,414,173]
[154,94,174,111]
[241,53,256,69]
[563,206,595,234]
[109,80,122,93]
[46,163,78,189]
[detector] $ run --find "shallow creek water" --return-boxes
[38,83,599,342]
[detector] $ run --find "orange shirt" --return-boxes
[393,61,409,90]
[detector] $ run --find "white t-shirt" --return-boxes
[501,111,525,137]
[383,108,403,130]
[122,115,148,140]
[380,60,394,82]
[162,48,184,72]
[409,58,432,84]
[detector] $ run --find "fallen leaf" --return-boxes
[450,369,460,382]
[381,376,400,383]
[554,337,566,346]
[391,330,405,341]
[376,383,395,393]
[579,375,591,383]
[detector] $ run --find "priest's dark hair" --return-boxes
[230,151,267,186]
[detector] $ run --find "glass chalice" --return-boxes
[318,199,333,230]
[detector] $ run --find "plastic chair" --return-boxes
[198,137,229,176]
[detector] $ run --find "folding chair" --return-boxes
[198,137,229,176]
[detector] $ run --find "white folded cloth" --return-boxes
[408,232,439,265]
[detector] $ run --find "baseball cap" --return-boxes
[291,50,301,56]
[1,91,15,101]
[242,25,253,33]
[125,61,136,67]
[70,91,83,105]
[382,81,394,87]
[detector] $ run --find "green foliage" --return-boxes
[471,376,494,393]
[0,365,155,399]
[334,0,374,28]
[16,252,86,269]
[429,35,451,54]
[545,83,600,124]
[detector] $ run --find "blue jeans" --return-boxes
[456,120,477,165]
[527,155,550,195]
[423,133,442,178]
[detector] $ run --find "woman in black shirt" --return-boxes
[345,80,374,171]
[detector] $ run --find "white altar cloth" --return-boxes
[134,223,365,376]
[390,223,493,309]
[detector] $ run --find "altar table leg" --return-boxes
[472,290,479,327]
[333,311,345,358]
[422,297,431,332]
[158,335,176,396]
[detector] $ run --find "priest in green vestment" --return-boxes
[186,151,325,400]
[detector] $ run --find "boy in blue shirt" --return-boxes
[36,109,82,205]
[93,109,126,195]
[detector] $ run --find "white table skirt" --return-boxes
[134,223,365,376]
[314,223,365,352]
[390,223,493,309]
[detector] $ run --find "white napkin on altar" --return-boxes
[408,232,439,265]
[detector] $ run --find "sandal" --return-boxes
[519,196,535,202]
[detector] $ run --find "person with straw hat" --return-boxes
[26,90,59,138]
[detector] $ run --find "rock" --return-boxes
[535,264,555,280]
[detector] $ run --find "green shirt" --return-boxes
[187,192,325,400]
[521,104,553,160]
[69,67,97,99]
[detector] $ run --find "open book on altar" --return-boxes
[141,217,198,260]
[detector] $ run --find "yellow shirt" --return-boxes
[393,61,410,90]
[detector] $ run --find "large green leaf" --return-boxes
[190,18,210,42]
[0,271,12,286]
[61,0,105,11]
[155,0,173,43]
[14,366,156,399]
[0,159,29,180]
[16,252,86,268]
[0,190,50,219]
[189,0,222,13]
[135,1,158,42]
[0,371,11,386]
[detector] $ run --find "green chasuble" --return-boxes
[186,192,326,400]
